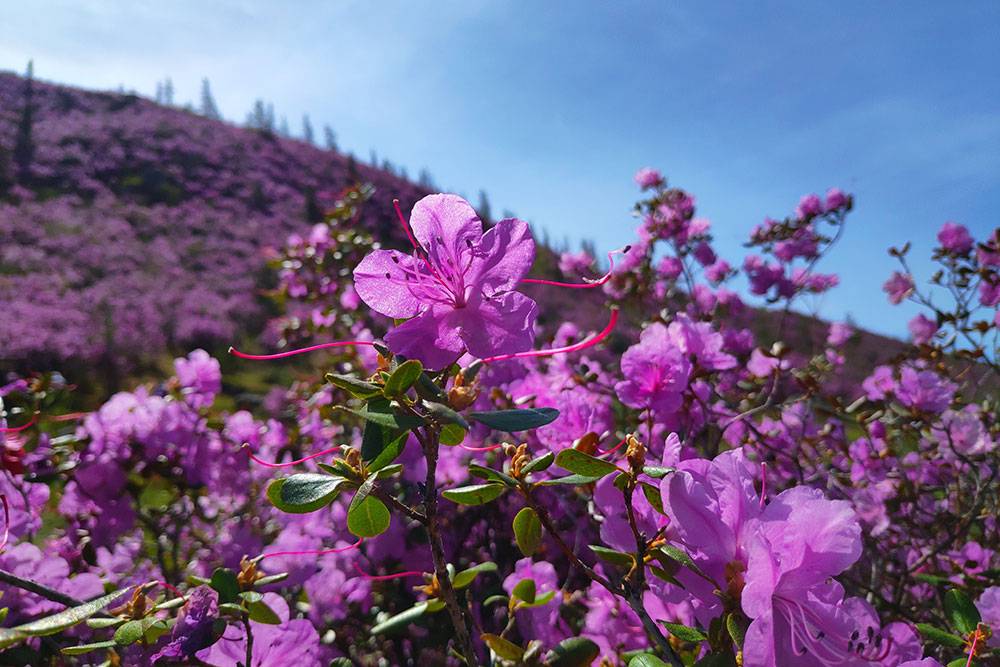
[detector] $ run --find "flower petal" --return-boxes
[452,291,537,360]
[385,306,465,370]
[353,249,425,318]
[468,218,536,293]
[408,194,482,260]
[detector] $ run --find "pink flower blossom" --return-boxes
[937,221,973,254]
[882,271,914,305]
[634,167,663,189]
[353,194,537,369]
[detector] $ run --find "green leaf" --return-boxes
[210,568,240,604]
[340,402,424,430]
[61,640,118,656]
[521,451,554,475]
[725,612,748,647]
[414,372,447,401]
[642,466,675,479]
[367,428,409,471]
[481,633,524,661]
[248,600,282,625]
[545,637,600,667]
[511,578,536,604]
[518,590,556,609]
[540,473,602,486]
[384,359,423,396]
[640,482,665,515]
[944,589,981,634]
[0,587,133,649]
[423,401,471,430]
[659,621,707,643]
[370,602,428,635]
[375,463,403,479]
[468,463,517,487]
[325,373,383,398]
[349,475,377,512]
[268,474,345,514]
[253,572,289,587]
[440,423,467,445]
[656,545,702,575]
[347,494,391,537]
[452,562,497,589]
[85,617,124,629]
[513,507,543,557]
[628,656,669,667]
[915,623,965,647]
[441,483,507,506]
[469,407,560,432]
[555,448,619,478]
[589,545,635,568]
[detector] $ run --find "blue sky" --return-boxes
[2,1,998,338]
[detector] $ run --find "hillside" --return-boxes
[0,72,913,398]
[0,71,427,377]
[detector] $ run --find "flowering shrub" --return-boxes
[0,165,998,667]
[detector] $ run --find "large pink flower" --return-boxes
[353,194,538,369]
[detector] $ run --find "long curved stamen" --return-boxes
[144,580,187,601]
[598,436,628,458]
[481,308,619,364]
[0,415,36,433]
[0,495,8,553]
[521,247,631,289]
[966,629,980,667]
[459,443,504,452]
[259,537,364,560]
[392,198,422,252]
[243,443,340,468]
[352,563,423,581]
[228,340,376,361]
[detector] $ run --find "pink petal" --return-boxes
[385,306,465,370]
[353,249,424,318]
[468,218,536,293]
[453,291,537,360]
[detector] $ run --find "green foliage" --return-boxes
[554,448,619,478]
[513,507,543,556]
[346,494,391,537]
[0,587,133,649]
[469,407,560,432]
[267,474,346,514]
[441,483,507,506]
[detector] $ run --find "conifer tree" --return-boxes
[200,78,221,119]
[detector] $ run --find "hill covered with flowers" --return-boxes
[0,70,428,382]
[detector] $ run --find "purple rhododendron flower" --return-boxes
[882,272,914,305]
[151,586,219,662]
[353,194,538,369]
[634,167,663,189]
[937,221,973,254]
[827,321,853,347]
[197,592,321,666]
[977,586,1000,648]
[174,349,222,409]
[907,314,937,345]
[615,323,692,415]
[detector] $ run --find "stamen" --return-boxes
[243,443,340,468]
[0,495,9,553]
[521,247,631,289]
[966,628,980,667]
[259,537,364,560]
[392,199,421,252]
[480,308,619,364]
[0,415,37,433]
[598,436,628,457]
[144,580,187,601]
[50,412,88,422]
[352,563,423,581]
[458,443,504,452]
[228,340,376,361]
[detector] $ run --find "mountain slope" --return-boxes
[0,71,426,373]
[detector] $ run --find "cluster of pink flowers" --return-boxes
[1,161,998,667]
